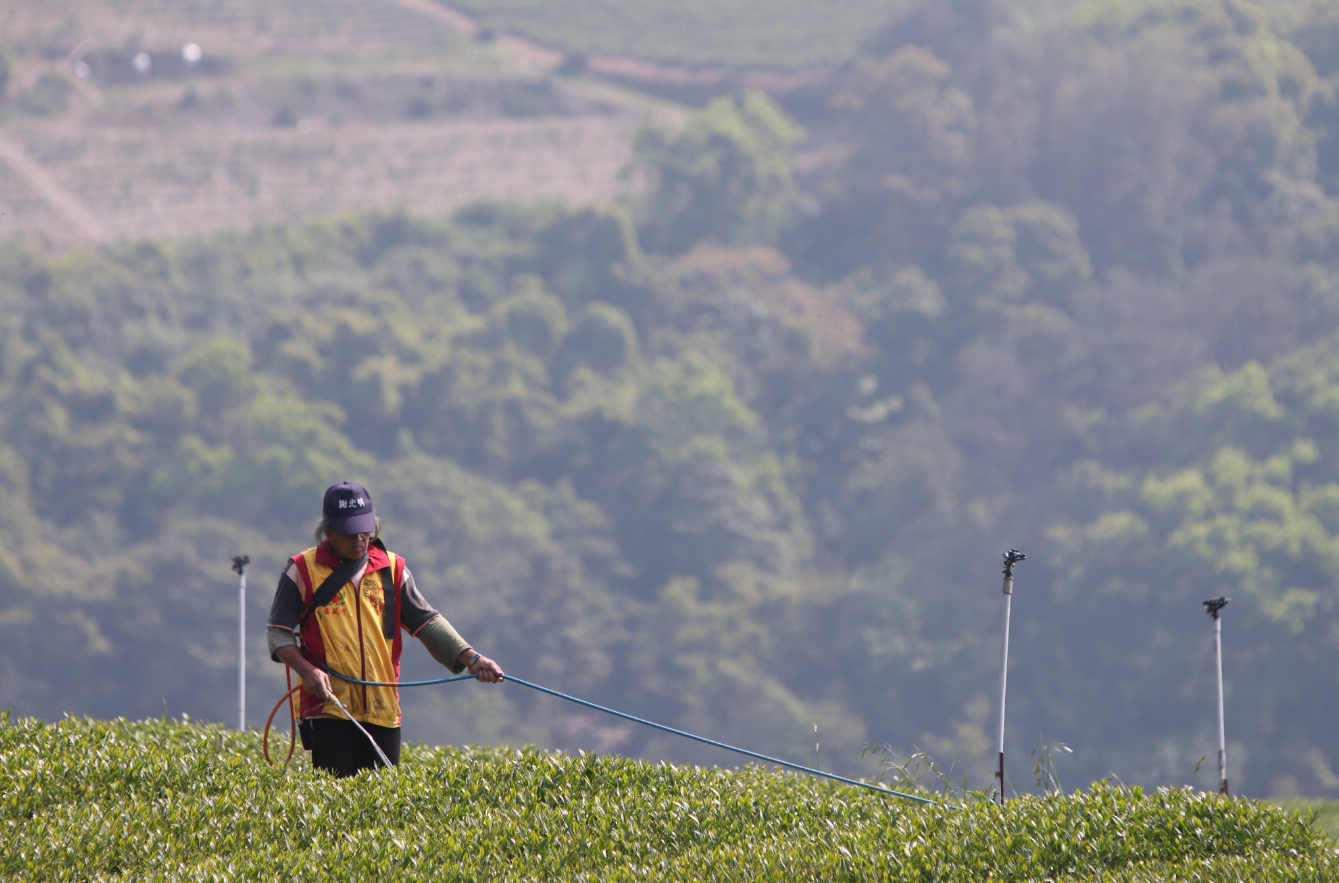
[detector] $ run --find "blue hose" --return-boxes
[321,663,950,808]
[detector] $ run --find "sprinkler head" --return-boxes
[232,554,251,575]
[1002,549,1026,577]
[1203,597,1229,619]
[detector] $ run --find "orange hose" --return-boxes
[263,669,301,766]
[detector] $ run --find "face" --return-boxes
[327,530,371,560]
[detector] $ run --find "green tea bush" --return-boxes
[2,714,1335,882]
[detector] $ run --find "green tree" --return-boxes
[240,392,375,526]
[633,92,804,254]
[552,302,639,382]
[942,201,1092,320]
[180,337,256,415]
[801,46,976,278]
[998,0,1320,273]
[0,46,12,101]
[491,277,567,357]
[1036,344,1339,794]
[535,205,644,312]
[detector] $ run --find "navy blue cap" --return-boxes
[323,481,376,535]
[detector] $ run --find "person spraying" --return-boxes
[267,481,504,777]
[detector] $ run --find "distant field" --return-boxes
[1278,800,1339,842]
[0,0,667,249]
[0,117,637,247]
[440,0,915,69]
[1,0,468,55]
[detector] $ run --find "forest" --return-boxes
[5,0,1339,799]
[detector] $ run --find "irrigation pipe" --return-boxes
[290,663,951,808]
[1203,597,1231,796]
[262,682,300,766]
[232,555,249,732]
[995,549,1025,806]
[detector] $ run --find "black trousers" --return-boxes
[306,718,401,777]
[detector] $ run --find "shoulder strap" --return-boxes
[381,550,399,640]
[298,553,368,628]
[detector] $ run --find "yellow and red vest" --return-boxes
[292,542,406,728]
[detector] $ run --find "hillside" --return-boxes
[3,715,1336,882]
[8,0,1339,806]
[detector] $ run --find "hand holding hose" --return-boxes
[465,650,505,684]
[274,645,334,700]
[299,666,334,700]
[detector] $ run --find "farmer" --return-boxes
[267,481,504,776]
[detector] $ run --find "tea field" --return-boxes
[3,714,1337,882]
[439,0,916,70]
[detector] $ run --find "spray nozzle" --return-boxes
[1002,549,1026,577]
[1203,597,1229,619]
[232,554,250,575]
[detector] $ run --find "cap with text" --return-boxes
[323,481,376,536]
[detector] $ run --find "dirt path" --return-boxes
[381,0,479,35]
[0,131,105,242]
[384,0,565,73]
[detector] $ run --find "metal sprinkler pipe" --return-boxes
[996,549,1025,806]
[232,554,250,731]
[1203,597,1230,796]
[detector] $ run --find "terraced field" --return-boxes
[1,117,637,246]
[438,0,915,69]
[2,0,469,55]
[0,0,664,248]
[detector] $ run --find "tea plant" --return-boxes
[3,713,1337,882]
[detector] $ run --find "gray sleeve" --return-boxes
[268,626,299,661]
[267,562,305,637]
[399,566,442,635]
[416,614,472,673]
